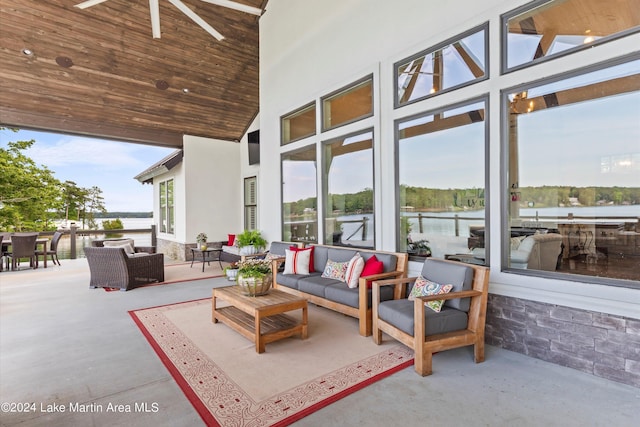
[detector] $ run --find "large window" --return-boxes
[395,24,488,107]
[322,76,373,131]
[323,130,375,248]
[502,0,640,72]
[397,99,487,261]
[281,103,316,145]
[282,146,318,243]
[159,179,174,234]
[503,57,640,286]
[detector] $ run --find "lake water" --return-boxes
[56,218,154,259]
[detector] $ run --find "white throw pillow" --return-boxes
[103,240,134,254]
[283,249,310,275]
[344,253,365,288]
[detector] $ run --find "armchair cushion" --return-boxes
[378,299,468,336]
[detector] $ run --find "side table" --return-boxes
[190,247,223,272]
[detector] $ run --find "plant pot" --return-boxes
[239,245,258,255]
[237,273,272,296]
[226,269,238,281]
[200,244,208,250]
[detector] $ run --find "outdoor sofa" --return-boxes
[272,244,409,336]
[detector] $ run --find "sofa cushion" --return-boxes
[276,272,321,290]
[298,275,342,298]
[269,241,291,256]
[418,259,473,312]
[363,252,397,273]
[312,246,329,273]
[325,282,395,309]
[378,299,468,337]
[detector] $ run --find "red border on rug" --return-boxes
[129,300,414,427]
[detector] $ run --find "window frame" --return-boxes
[394,95,490,263]
[321,75,374,132]
[158,178,174,235]
[394,22,489,108]
[501,0,640,74]
[280,144,319,244]
[280,101,317,146]
[321,128,376,248]
[500,53,640,289]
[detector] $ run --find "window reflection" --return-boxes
[397,101,487,262]
[503,0,640,71]
[396,24,487,106]
[323,131,374,248]
[282,147,318,243]
[281,103,316,145]
[322,77,373,131]
[505,59,640,283]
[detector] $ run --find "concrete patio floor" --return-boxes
[1,259,638,427]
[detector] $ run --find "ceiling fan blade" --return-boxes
[199,0,263,16]
[149,0,161,38]
[75,0,109,9]
[168,0,225,41]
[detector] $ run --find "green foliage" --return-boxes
[237,258,271,279]
[0,129,107,232]
[102,218,124,230]
[102,218,124,238]
[0,134,62,231]
[235,229,267,249]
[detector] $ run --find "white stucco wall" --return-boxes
[182,135,242,243]
[258,0,640,318]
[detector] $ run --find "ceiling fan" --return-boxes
[75,0,263,41]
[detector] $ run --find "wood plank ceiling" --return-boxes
[0,0,268,147]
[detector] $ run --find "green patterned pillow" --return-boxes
[408,275,453,312]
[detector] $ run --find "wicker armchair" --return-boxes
[84,246,164,291]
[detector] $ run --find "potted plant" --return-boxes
[224,262,239,281]
[236,258,272,296]
[235,230,267,255]
[196,232,208,250]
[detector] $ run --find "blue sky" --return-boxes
[1,128,176,212]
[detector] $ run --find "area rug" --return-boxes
[103,262,226,291]
[129,298,414,426]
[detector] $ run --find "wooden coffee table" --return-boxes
[212,286,308,353]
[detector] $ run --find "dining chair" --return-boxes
[36,231,63,267]
[8,233,39,271]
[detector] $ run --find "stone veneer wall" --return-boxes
[485,294,640,388]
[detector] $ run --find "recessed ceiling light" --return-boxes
[155,80,169,90]
[182,88,190,94]
[55,56,74,68]
[22,48,33,56]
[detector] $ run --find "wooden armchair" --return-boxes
[85,246,164,291]
[372,258,490,376]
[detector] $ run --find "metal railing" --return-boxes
[37,225,157,259]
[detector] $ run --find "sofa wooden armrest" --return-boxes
[372,258,490,376]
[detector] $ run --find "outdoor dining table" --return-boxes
[1,237,50,269]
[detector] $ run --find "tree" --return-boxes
[0,132,63,231]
